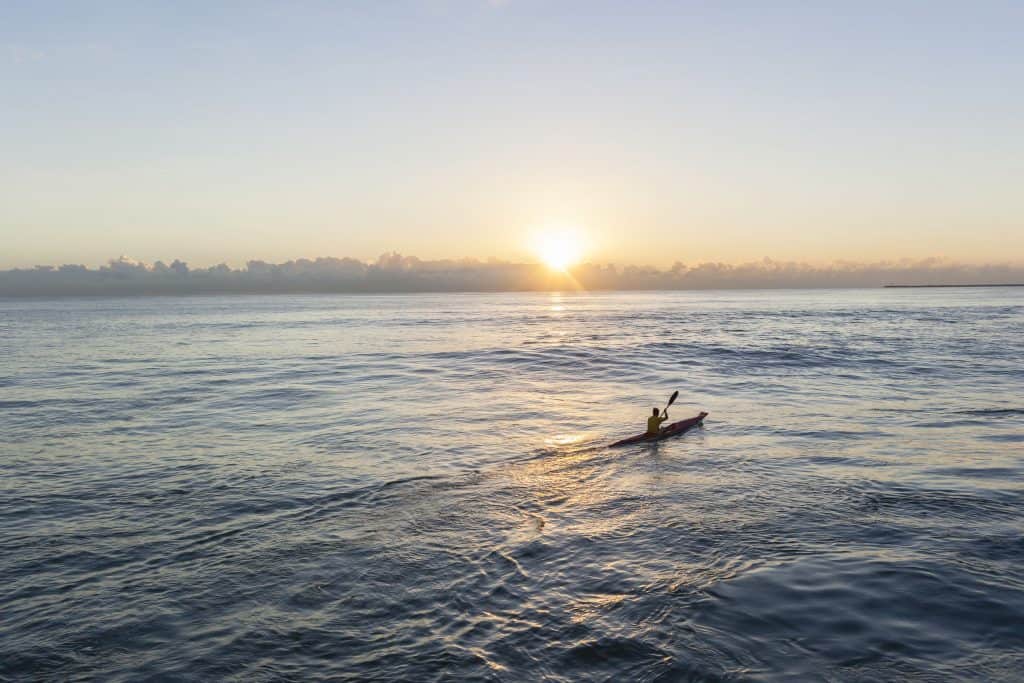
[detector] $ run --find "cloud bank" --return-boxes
[1,254,1022,297]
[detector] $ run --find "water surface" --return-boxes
[2,289,1023,680]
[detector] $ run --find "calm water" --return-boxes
[2,289,1023,681]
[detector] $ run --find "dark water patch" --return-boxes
[0,399,40,408]
[209,386,327,408]
[690,554,1024,679]
[852,481,1022,523]
[959,407,1024,417]
[961,533,1024,564]
[926,466,1022,479]
[979,433,1024,443]
[916,418,995,428]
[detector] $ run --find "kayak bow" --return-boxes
[609,411,708,447]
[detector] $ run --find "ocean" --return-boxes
[2,289,1022,681]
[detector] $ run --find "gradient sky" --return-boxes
[2,1,1022,268]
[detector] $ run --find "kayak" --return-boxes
[609,411,708,447]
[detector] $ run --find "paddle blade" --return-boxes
[666,390,679,408]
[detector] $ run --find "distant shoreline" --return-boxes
[883,283,1024,288]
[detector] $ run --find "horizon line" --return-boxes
[3,253,1024,298]
[7,252,1024,271]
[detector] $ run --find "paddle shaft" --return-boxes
[661,390,679,418]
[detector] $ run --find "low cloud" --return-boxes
[1,254,1022,297]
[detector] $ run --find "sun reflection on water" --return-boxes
[544,433,585,448]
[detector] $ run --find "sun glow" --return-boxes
[533,228,585,271]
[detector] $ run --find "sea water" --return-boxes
[2,289,1022,680]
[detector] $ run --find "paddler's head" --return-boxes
[652,408,659,416]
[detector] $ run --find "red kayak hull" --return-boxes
[609,411,708,447]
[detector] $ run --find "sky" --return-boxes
[2,1,1022,269]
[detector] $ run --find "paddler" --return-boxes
[646,407,668,436]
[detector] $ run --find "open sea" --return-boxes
[2,288,1023,682]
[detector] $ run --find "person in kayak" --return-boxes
[647,407,668,436]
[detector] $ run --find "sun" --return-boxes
[533,228,584,271]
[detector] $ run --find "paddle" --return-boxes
[661,390,679,418]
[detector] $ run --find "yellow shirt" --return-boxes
[647,414,667,436]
